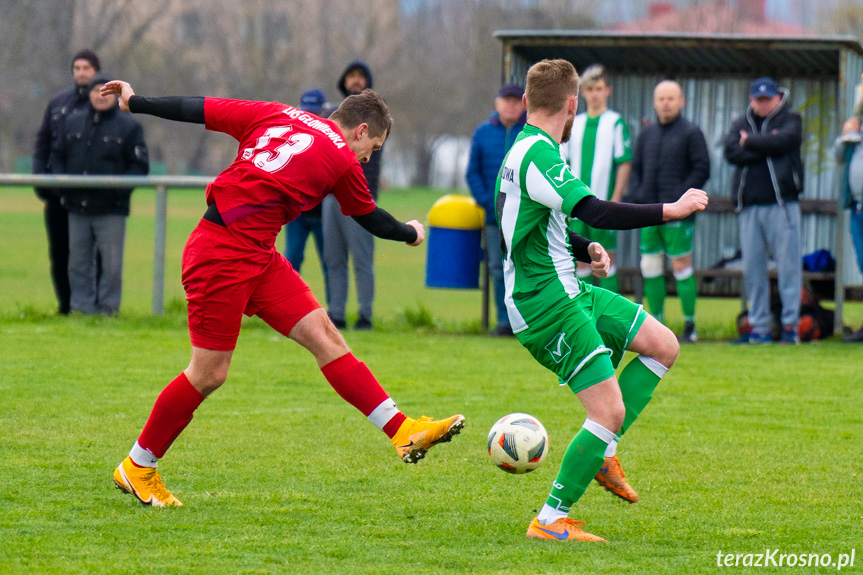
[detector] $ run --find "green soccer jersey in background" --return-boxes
[565,110,631,201]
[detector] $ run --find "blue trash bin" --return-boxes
[425,194,485,289]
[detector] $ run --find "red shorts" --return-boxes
[181,219,321,351]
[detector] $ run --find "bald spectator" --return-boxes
[629,80,710,343]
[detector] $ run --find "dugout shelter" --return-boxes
[495,31,863,332]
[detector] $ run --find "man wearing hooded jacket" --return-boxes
[322,60,380,330]
[32,49,101,315]
[724,77,804,345]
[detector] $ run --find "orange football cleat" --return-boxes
[595,454,639,503]
[391,414,465,463]
[113,456,182,507]
[526,517,607,542]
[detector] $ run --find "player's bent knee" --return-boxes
[607,403,626,433]
[587,399,626,434]
[658,324,680,365]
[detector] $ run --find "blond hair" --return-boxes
[525,59,579,115]
[581,64,610,87]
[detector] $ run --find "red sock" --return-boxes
[137,372,204,458]
[382,414,407,438]
[321,354,402,433]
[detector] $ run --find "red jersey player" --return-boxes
[101,80,465,507]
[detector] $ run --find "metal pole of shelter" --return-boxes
[152,184,168,316]
[834,181,846,335]
[481,227,489,331]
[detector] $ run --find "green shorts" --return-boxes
[515,282,646,394]
[640,220,694,257]
[569,220,617,251]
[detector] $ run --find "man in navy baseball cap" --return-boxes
[750,77,779,99]
[497,83,524,99]
[299,88,327,114]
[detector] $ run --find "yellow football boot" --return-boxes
[391,414,465,463]
[594,454,639,503]
[113,456,182,507]
[526,517,607,543]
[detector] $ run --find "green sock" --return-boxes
[616,356,665,437]
[643,276,666,323]
[676,274,697,323]
[545,426,609,512]
[599,273,619,293]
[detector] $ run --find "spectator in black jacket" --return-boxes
[322,59,381,330]
[32,49,101,315]
[629,80,710,343]
[724,77,804,345]
[51,73,149,315]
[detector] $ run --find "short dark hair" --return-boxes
[525,59,578,115]
[71,49,100,72]
[329,89,392,138]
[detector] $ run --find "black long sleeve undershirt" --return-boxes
[352,207,418,243]
[570,195,664,230]
[567,232,593,263]
[128,95,205,124]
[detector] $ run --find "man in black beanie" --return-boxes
[32,49,101,315]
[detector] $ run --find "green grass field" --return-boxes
[2,187,862,574]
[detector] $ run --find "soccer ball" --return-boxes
[487,413,548,474]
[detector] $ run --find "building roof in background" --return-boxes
[609,0,810,36]
[493,31,863,78]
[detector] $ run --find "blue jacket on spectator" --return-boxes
[466,110,526,224]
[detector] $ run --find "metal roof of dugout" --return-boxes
[496,31,863,327]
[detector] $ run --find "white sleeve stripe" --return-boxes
[525,163,564,211]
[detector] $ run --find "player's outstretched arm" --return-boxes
[570,188,708,231]
[353,207,424,246]
[101,80,205,124]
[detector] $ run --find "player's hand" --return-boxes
[588,242,610,278]
[738,129,749,147]
[664,188,708,221]
[406,220,424,246]
[100,80,135,113]
[842,117,861,136]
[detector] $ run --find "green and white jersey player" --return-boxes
[496,59,708,543]
[563,64,632,293]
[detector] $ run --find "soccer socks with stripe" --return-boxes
[539,419,616,524]
[617,355,668,438]
[133,372,204,465]
[320,353,406,438]
[674,268,697,323]
[643,276,666,323]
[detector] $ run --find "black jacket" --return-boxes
[32,84,91,201]
[337,59,382,199]
[628,114,710,206]
[723,91,803,209]
[51,104,149,216]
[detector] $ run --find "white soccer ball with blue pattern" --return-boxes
[487,413,548,474]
